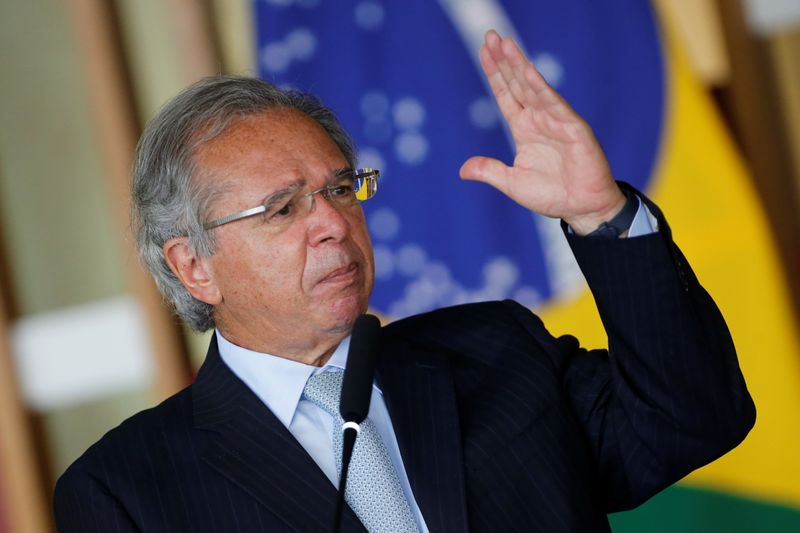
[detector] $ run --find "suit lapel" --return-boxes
[376,336,470,533]
[192,336,367,532]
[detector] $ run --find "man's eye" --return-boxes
[329,184,355,197]
[268,201,295,221]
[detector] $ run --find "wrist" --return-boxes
[587,188,639,238]
[564,189,629,236]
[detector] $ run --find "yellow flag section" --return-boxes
[536,6,800,509]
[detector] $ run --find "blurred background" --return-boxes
[1,0,799,531]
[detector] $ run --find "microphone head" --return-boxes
[340,314,382,423]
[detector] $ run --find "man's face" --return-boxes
[193,109,374,358]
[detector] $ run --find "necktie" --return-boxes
[302,370,420,533]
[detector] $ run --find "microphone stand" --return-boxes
[332,314,381,533]
[333,422,360,533]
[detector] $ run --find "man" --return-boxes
[54,31,754,532]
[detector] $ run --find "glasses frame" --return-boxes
[202,168,380,231]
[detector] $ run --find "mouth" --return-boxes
[317,262,359,285]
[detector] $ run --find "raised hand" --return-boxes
[459,30,626,235]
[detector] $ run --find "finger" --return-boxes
[480,44,522,117]
[482,32,522,114]
[494,35,573,126]
[459,156,512,195]
[501,38,568,117]
[485,32,527,106]
[479,32,500,76]
[502,37,549,96]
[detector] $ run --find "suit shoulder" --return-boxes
[380,300,565,370]
[383,299,546,339]
[52,389,194,531]
[56,386,194,484]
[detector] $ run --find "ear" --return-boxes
[162,237,222,305]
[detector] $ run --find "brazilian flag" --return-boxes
[254,0,800,528]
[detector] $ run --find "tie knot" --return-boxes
[302,370,344,417]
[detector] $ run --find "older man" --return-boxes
[54,32,754,532]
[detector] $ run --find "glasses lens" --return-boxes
[263,190,310,227]
[354,168,379,201]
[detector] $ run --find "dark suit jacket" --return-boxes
[54,192,755,532]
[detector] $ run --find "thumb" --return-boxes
[459,156,512,194]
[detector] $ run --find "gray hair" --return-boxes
[131,76,356,331]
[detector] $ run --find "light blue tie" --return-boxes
[303,370,420,533]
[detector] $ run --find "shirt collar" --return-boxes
[216,330,356,429]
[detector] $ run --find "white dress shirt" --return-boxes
[567,194,658,236]
[217,333,430,532]
[629,195,658,236]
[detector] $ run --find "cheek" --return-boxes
[360,244,375,292]
[215,235,307,298]
[268,238,310,292]
[355,228,374,280]
[346,210,371,251]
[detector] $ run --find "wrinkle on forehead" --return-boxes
[192,108,348,221]
[194,108,343,179]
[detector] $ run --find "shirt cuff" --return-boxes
[565,194,658,237]
[627,195,659,237]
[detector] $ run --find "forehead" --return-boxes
[193,108,348,191]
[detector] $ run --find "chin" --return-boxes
[325,294,368,332]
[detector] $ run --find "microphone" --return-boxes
[340,314,382,424]
[333,314,381,533]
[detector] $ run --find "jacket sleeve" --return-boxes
[531,182,754,511]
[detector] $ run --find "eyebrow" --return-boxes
[332,167,354,180]
[257,168,353,210]
[259,180,305,212]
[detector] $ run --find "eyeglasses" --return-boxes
[202,168,380,231]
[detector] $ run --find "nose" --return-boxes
[306,192,353,246]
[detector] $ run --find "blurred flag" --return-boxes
[254,0,800,529]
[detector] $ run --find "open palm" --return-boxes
[460,31,625,235]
